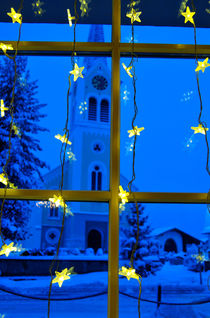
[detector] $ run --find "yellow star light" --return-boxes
[119,266,141,281]
[0,43,13,54]
[195,58,210,73]
[67,9,75,27]
[0,173,8,186]
[49,195,66,208]
[0,100,8,117]
[126,8,141,24]
[55,133,72,145]
[122,63,133,78]
[191,124,208,135]
[192,254,206,263]
[119,185,129,205]
[70,63,84,82]
[12,123,21,138]
[128,126,144,138]
[181,6,195,25]
[7,8,22,24]
[0,242,17,257]
[52,268,72,287]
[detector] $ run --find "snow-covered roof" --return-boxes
[150,227,203,242]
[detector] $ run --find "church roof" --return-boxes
[84,25,107,71]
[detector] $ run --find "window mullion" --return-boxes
[108,0,121,318]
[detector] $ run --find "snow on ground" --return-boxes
[0,262,209,295]
[0,263,209,318]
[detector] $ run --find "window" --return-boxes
[49,203,59,219]
[91,165,102,190]
[100,99,109,123]
[88,97,97,121]
[1,1,210,318]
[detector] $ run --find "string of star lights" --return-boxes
[181,2,210,211]
[181,1,210,289]
[47,1,81,318]
[0,1,24,252]
[118,1,143,317]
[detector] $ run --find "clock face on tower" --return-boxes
[92,75,108,90]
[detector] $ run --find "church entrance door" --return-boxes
[88,229,102,253]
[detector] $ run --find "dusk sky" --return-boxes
[1,21,210,238]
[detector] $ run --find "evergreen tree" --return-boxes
[0,56,48,241]
[120,203,161,276]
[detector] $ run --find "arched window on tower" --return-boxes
[91,165,102,190]
[100,99,109,123]
[88,97,97,121]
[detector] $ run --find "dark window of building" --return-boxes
[91,171,96,190]
[100,99,109,123]
[91,165,102,190]
[49,203,59,218]
[88,97,97,121]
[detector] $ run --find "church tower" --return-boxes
[60,25,111,252]
[70,24,111,193]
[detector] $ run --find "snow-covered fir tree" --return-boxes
[120,203,161,276]
[0,56,48,241]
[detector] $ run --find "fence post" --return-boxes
[157,284,162,310]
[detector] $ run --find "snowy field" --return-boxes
[0,262,209,318]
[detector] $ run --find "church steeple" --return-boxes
[85,25,107,71]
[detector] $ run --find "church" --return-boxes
[36,25,132,254]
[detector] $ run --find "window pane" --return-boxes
[0,23,111,42]
[0,200,109,318]
[0,55,111,190]
[120,57,210,192]
[119,203,210,317]
[121,25,210,45]
[92,171,96,190]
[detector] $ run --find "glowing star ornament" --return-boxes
[119,185,129,205]
[79,0,90,17]
[67,150,76,162]
[181,6,195,25]
[49,195,66,208]
[67,9,75,27]
[32,0,45,16]
[128,126,144,137]
[0,242,17,257]
[126,8,141,24]
[195,58,210,73]
[52,267,74,287]
[122,63,133,78]
[119,266,141,281]
[70,63,84,82]
[7,8,22,24]
[0,43,13,54]
[12,123,21,138]
[191,124,209,135]
[192,254,206,263]
[0,173,17,189]
[0,100,8,118]
[55,133,72,145]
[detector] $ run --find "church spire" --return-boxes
[84,24,107,71]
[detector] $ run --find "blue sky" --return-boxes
[1,22,210,237]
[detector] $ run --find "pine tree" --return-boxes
[0,56,48,241]
[120,203,161,276]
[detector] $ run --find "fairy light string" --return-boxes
[121,1,142,317]
[47,1,79,318]
[181,0,210,289]
[0,0,24,246]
